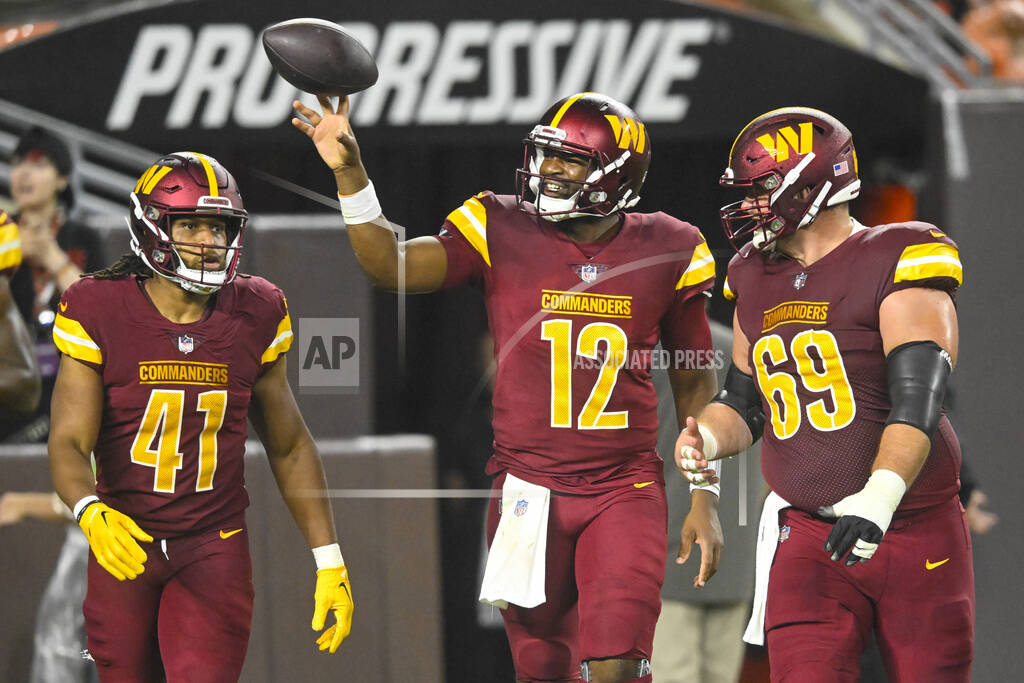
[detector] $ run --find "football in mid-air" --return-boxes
[261,18,378,96]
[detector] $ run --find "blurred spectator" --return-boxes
[0,492,97,683]
[1,126,104,444]
[962,0,1024,81]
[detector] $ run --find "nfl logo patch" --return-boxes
[793,272,807,290]
[571,263,610,282]
[832,161,849,176]
[177,334,194,354]
[779,525,791,543]
[513,498,529,517]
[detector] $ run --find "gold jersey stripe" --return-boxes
[53,314,102,364]
[196,155,219,197]
[549,92,594,128]
[723,276,736,300]
[446,196,491,267]
[676,242,716,290]
[894,243,962,285]
[141,166,172,194]
[261,313,294,364]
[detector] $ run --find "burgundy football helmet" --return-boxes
[516,92,651,221]
[128,152,246,293]
[719,107,860,251]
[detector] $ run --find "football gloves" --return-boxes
[819,469,907,566]
[78,502,153,580]
[312,565,354,653]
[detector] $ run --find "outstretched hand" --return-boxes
[675,417,719,487]
[292,96,363,176]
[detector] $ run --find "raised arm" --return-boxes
[292,96,448,293]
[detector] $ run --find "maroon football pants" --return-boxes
[765,496,974,682]
[83,512,254,683]
[486,472,667,682]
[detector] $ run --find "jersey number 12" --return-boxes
[542,319,629,429]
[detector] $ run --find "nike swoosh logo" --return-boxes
[59,301,68,312]
[925,558,950,570]
[219,528,243,539]
[633,481,655,489]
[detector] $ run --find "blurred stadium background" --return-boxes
[0,0,1020,680]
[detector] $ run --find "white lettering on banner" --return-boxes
[107,25,193,130]
[509,20,576,123]
[554,19,603,99]
[419,21,492,124]
[354,21,439,126]
[466,20,531,124]
[635,19,713,121]
[593,20,663,104]
[167,25,254,128]
[106,18,720,130]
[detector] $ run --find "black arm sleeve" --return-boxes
[885,340,952,437]
[710,363,765,444]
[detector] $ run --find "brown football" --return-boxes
[261,18,378,96]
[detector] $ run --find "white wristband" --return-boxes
[313,542,345,570]
[689,424,721,496]
[338,180,382,225]
[72,495,100,523]
[697,424,719,460]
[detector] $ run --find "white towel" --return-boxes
[479,474,550,609]
[743,491,791,646]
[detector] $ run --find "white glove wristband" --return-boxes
[338,180,382,225]
[858,469,907,533]
[313,542,345,570]
[73,495,100,523]
[688,424,722,496]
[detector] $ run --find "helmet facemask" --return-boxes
[516,122,642,222]
[129,192,245,294]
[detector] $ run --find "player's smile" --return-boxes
[542,179,576,198]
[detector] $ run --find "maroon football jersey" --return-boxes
[725,221,963,513]
[53,274,293,536]
[437,192,715,493]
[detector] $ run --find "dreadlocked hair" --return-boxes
[88,252,152,280]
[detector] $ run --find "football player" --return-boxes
[0,210,41,415]
[294,92,722,683]
[676,107,973,681]
[47,153,354,682]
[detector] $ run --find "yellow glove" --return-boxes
[78,501,153,581]
[312,565,354,653]
[0,212,22,278]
